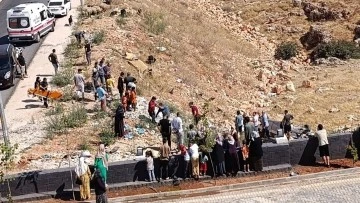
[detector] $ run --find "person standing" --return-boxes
[148,96,157,123]
[48,49,59,74]
[253,112,260,132]
[158,115,171,149]
[227,135,240,176]
[93,170,108,203]
[74,69,85,102]
[117,72,125,97]
[187,124,198,144]
[94,144,109,184]
[84,40,92,66]
[68,15,73,26]
[189,141,200,180]
[40,78,49,108]
[103,62,111,80]
[106,74,115,96]
[244,116,254,145]
[92,63,99,100]
[96,84,108,112]
[146,150,156,182]
[235,110,243,136]
[114,104,125,137]
[261,111,270,138]
[156,103,170,118]
[75,156,91,201]
[158,139,170,182]
[241,140,250,172]
[124,72,137,90]
[75,30,85,45]
[199,149,208,176]
[129,87,137,111]
[179,145,190,179]
[17,52,27,79]
[282,110,294,140]
[212,136,226,176]
[97,62,105,86]
[171,112,184,149]
[249,131,263,172]
[189,102,201,125]
[315,124,330,167]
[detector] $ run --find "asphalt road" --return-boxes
[0,0,49,107]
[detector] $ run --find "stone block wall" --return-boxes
[0,133,354,197]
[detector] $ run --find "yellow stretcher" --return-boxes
[27,88,63,100]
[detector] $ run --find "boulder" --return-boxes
[302,2,350,22]
[286,81,296,92]
[354,25,360,40]
[272,85,284,95]
[300,25,332,50]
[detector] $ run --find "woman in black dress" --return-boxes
[114,104,125,137]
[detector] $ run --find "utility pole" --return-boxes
[0,93,9,146]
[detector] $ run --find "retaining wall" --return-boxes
[0,132,355,197]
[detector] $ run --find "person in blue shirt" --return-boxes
[156,103,170,118]
[96,84,108,111]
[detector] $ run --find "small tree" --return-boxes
[275,42,299,60]
[347,142,358,167]
[0,143,18,202]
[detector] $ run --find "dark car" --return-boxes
[0,44,18,87]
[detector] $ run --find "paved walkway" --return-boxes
[111,168,360,203]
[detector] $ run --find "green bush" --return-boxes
[116,16,126,27]
[92,30,105,45]
[45,115,67,139]
[51,67,73,87]
[79,138,92,151]
[45,103,64,116]
[99,127,115,146]
[64,39,80,59]
[64,105,87,128]
[311,40,360,60]
[60,86,74,102]
[144,12,167,35]
[274,42,299,60]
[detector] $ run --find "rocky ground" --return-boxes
[4,0,360,173]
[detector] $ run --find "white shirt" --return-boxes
[184,151,190,161]
[253,114,259,127]
[190,144,199,159]
[316,129,329,146]
[171,116,183,132]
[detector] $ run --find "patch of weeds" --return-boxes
[45,103,64,116]
[144,11,167,35]
[64,39,80,59]
[99,127,115,146]
[138,115,157,130]
[116,16,127,27]
[60,86,74,102]
[64,105,88,128]
[79,138,92,151]
[92,30,105,45]
[45,115,67,139]
[94,110,108,120]
[274,42,298,60]
[51,66,73,87]
[311,40,360,60]
[110,99,121,112]
[164,102,178,113]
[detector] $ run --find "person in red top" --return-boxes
[189,102,201,125]
[148,96,157,123]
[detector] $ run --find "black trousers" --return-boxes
[159,160,169,180]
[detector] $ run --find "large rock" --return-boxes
[354,25,360,40]
[302,2,351,22]
[300,25,332,50]
[286,81,296,92]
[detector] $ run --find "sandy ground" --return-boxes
[3,0,80,161]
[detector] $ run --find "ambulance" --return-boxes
[7,3,56,43]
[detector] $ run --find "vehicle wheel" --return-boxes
[34,33,40,43]
[50,23,55,32]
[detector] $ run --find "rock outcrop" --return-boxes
[300,25,332,50]
[302,2,351,22]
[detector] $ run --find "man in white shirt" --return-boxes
[315,124,330,167]
[74,69,85,101]
[189,141,199,179]
[171,112,184,149]
[253,112,260,132]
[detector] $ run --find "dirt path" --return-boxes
[3,1,81,164]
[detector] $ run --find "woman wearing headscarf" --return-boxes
[114,104,125,137]
[227,135,240,176]
[212,135,226,176]
[249,131,263,171]
[94,144,109,184]
[75,153,91,200]
[93,169,108,203]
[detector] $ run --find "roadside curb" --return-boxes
[105,166,360,202]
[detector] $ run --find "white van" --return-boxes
[48,0,72,16]
[7,3,56,43]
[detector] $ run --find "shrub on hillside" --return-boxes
[51,67,73,87]
[92,30,105,45]
[274,42,299,60]
[144,12,166,35]
[311,40,360,60]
